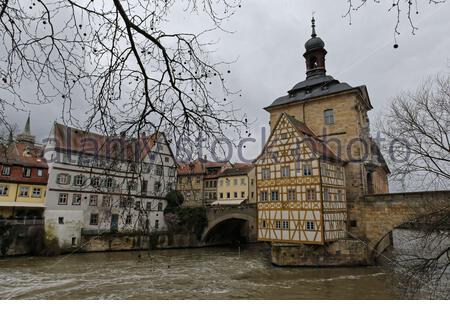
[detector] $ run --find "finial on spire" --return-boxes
[311,14,317,38]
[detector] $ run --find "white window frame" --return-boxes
[19,186,29,197]
[303,162,313,176]
[281,166,290,178]
[74,175,84,186]
[260,191,268,202]
[105,177,114,189]
[89,195,98,206]
[155,165,163,176]
[271,190,279,201]
[57,173,70,185]
[31,188,41,198]
[72,194,82,205]
[91,176,100,188]
[90,213,98,225]
[261,168,271,180]
[287,189,296,201]
[306,188,316,201]
[306,221,315,231]
[324,109,335,125]
[58,193,68,205]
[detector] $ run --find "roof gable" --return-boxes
[256,113,341,164]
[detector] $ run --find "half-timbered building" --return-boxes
[256,113,346,244]
[256,17,390,245]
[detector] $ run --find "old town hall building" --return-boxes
[256,18,389,245]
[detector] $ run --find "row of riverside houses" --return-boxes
[0,116,177,251]
[176,159,257,207]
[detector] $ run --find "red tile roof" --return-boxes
[177,159,229,176]
[0,142,47,168]
[52,123,160,161]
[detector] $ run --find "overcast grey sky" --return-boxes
[8,0,450,161]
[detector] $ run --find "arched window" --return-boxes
[308,56,318,69]
[324,109,335,125]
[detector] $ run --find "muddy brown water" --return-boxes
[0,244,400,299]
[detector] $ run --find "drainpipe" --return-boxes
[13,183,19,217]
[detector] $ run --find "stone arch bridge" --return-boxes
[202,205,257,245]
[348,190,450,259]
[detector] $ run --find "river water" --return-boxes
[0,244,400,299]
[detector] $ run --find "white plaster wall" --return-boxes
[43,132,177,249]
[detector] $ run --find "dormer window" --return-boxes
[23,167,32,177]
[324,109,335,125]
[1,166,11,176]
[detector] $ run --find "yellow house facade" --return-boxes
[0,116,48,218]
[214,164,256,205]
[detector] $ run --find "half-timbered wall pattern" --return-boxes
[256,113,347,245]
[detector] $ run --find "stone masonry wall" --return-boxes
[271,239,369,267]
[348,191,450,251]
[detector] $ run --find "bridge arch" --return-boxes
[202,212,256,244]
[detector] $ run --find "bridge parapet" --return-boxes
[348,190,450,255]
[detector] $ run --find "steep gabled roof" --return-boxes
[51,122,161,162]
[284,114,341,162]
[177,158,229,176]
[256,113,342,163]
[219,163,254,177]
[0,142,47,168]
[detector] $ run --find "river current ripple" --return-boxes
[0,244,399,299]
